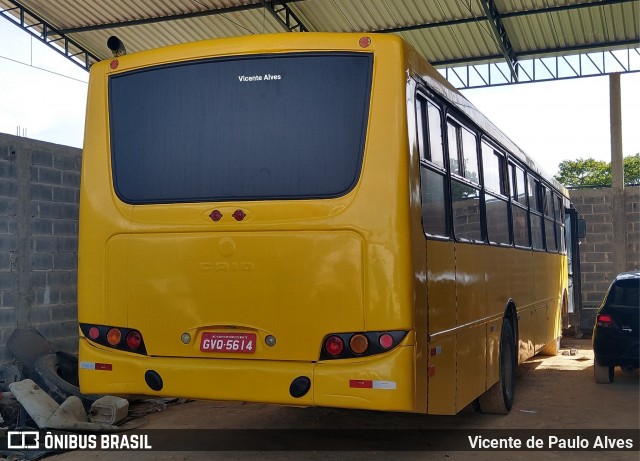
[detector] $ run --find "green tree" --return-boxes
[624,154,640,186]
[554,154,640,187]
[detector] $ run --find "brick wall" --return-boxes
[625,187,640,271]
[570,187,640,310]
[0,133,80,361]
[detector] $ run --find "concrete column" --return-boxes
[16,146,32,329]
[609,73,626,274]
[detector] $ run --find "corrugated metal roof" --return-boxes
[1,0,638,67]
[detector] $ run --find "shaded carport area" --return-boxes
[0,0,638,334]
[0,0,638,458]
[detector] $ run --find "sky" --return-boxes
[0,18,639,177]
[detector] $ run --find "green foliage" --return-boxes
[554,154,640,187]
[624,154,640,186]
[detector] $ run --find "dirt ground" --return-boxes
[47,338,638,460]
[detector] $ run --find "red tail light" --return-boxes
[596,314,615,327]
[88,327,100,340]
[379,333,394,349]
[324,336,344,356]
[233,209,246,221]
[126,330,143,350]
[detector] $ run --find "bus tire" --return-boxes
[478,320,515,415]
[33,353,100,408]
[593,361,614,384]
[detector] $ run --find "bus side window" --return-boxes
[556,194,566,253]
[447,121,459,174]
[416,97,427,161]
[482,142,506,195]
[421,167,449,237]
[515,166,526,206]
[448,119,479,184]
[460,127,479,183]
[483,142,509,245]
[511,163,529,247]
[543,185,557,252]
[418,95,448,238]
[529,177,545,250]
[451,179,482,242]
[417,95,444,169]
[426,102,444,168]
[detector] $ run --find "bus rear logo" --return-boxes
[214,262,254,272]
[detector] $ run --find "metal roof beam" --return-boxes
[58,0,307,34]
[258,0,308,32]
[432,38,640,67]
[1,0,99,70]
[501,0,636,19]
[478,0,518,82]
[439,47,640,89]
[376,0,636,34]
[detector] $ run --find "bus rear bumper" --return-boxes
[79,339,416,412]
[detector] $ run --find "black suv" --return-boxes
[592,271,640,383]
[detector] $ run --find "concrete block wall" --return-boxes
[625,187,640,271]
[570,187,640,309]
[0,133,81,362]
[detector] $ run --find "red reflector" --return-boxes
[95,363,113,371]
[597,314,614,326]
[88,327,100,340]
[110,59,119,69]
[428,365,436,377]
[359,36,371,48]
[209,210,223,222]
[350,379,373,388]
[324,336,344,356]
[379,333,394,349]
[126,330,142,350]
[233,209,246,221]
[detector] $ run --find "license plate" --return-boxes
[200,332,256,353]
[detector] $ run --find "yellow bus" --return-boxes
[78,33,570,415]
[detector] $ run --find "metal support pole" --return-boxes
[609,73,626,274]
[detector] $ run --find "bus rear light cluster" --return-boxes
[80,323,148,355]
[320,331,407,360]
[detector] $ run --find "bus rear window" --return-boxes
[109,53,373,204]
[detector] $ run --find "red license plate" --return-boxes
[200,332,256,353]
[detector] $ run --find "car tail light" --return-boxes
[596,313,615,327]
[324,336,344,356]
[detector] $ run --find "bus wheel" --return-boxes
[478,320,515,415]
